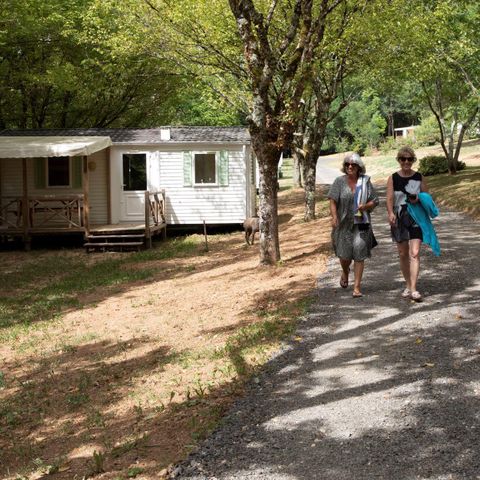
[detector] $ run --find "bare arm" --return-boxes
[329,198,339,228]
[421,176,428,193]
[358,199,376,212]
[386,175,395,226]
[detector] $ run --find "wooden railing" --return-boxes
[0,196,22,229]
[0,194,84,231]
[29,195,84,229]
[144,190,166,247]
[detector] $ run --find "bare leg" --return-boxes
[340,258,352,286]
[409,239,422,292]
[353,260,364,295]
[397,241,411,289]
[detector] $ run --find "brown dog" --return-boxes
[243,217,259,245]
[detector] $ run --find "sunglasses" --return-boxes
[398,156,414,162]
[344,162,358,168]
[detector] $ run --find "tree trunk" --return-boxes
[435,115,457,174]
[292,151,303,188]
[438,119,457,174]
[451,107,479,174]
[302,154,317,221]
[301,115,328,222]
[446,141,456,174]
[257,157,281,265]
[251,134,282,265]
[387,110,394,137]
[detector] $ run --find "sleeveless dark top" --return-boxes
[391,171,423,242]
[392,171,423,212]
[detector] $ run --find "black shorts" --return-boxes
[391,210,423,243]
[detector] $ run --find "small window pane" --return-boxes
[48,157,70,186]
[123,154,147,191]
[194,153,216,184]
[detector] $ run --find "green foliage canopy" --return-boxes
[0,0,184,128]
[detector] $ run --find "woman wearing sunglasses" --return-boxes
[386,146,428,301]
[328,153,379,298]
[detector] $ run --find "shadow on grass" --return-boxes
[0,191,330,336]
[428,166,480,219]
[0,277,314,479]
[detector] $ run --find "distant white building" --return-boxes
[394,125,418,140]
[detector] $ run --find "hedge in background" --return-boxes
[419,155,466,176]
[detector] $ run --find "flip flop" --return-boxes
[340,271,349,289]
[411,291,422,302]
[352,291,363,298]
[401,288,411,298]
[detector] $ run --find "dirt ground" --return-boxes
[3,141,478,479]
[0,187,332,480]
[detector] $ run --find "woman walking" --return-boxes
[328,153,379,298]
[386,146,428,301]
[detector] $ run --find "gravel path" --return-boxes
[170,197,480,480]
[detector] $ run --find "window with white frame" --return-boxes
[194,153,216,184]
[48,156,70,187]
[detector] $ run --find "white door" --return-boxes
[120,153,147,222]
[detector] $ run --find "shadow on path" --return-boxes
[170,194,480,480]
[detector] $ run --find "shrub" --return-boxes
[351,141,367,156]
[363,146,374,156]
[396,135,416,147]
[336,137,351,153]
[415,115,440,146]
[419,155,466,176]
[379,136,397,154]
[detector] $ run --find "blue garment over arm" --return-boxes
[407,192,441,256]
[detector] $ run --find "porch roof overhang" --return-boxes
[0,136,112,158]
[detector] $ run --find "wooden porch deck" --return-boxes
[85,222,167,252]
[90,222,165,233]
[1,190,167,251]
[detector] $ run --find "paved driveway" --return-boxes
[316,156,341,184]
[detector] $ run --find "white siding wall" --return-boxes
[0,150,108,225]
[245,145,257,218]
[110,143,249,225]
[87,150,109,224]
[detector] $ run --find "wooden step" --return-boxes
[84,241,144,247]
[87,234,145,240]
[84,241,144,252]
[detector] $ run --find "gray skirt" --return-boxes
[332,223,378,261]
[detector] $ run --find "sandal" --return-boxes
[411,291,422,302]
[401,288,411,298]
[340,270,349,289]
[352,291,363,298]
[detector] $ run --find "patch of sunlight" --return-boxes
[329,307,402,334]
[236,468,297,480]
[463,280,480,292]
[305,363,393,399]
[265,380,427,439]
